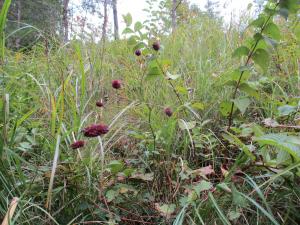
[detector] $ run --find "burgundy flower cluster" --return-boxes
[71,40,164,150]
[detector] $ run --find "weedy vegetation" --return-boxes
[0,0,300,224]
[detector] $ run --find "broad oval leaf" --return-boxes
[263,23,281,41]
[134,21,143,31]
[252,48,269,72]
[232,46,250,58]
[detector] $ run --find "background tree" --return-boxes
[62,0,70,42]
[5,0,62,49]
[204,0,220,18]
[112,0,119,40]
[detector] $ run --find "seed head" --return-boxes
[70,140,85,149]
[83,124,109,137]
[152,41,160,51]
[135,49,142,56]
[112,80,122,89]
[96,99,104,107]
[164,107,173,117]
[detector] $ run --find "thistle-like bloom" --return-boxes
[112,80,122,89]
[70,140,85,149]
[152,41,160,51]
[164,107,173,117]
[135,49,142,56]
[83,124,109,137]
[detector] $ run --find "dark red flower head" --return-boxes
[83,124,109,137]
[135,49,142,56]
[152,41,160,51]
[96,99,104,107]
[70,140,85,149]
[112,80,122,89]
[164,107,173,117]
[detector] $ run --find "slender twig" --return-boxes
[147,105,156,151]
[227,4,279,129]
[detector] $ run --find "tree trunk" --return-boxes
[15,0,21,48]
[112,0,119,40]
[172,0,177,33]
[102,0,108,40]
[63,0,70,42]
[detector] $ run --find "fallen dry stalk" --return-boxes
[1,197,19,225]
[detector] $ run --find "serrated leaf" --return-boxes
[263,23,281,41]
[147,66,162,78]
[122,27,134,34]
[107,160,124,174]
[232,185,249,208]
[105,190,119,202]
[250,16,265,28]
[233,97,251,114]
[220,101,235,117]
[134,21,143,31]
[232,46,250,58]
[123,13,132,26]
[239,83,259,98]
[127,35,138,45]
[252,48,269,72]
[193,180,212,196]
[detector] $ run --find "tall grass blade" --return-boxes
[0,0,11,63]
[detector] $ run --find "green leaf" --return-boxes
[193,180,213,196]
[175,86,188,95]
[228,211,241,221]
[252,48,269,72]
[220,101,235,117]
[239,83,259,98]
[279,0,299,14]
[192,102,205,110]
[133,42,146,52]
[223,132,256,161]
[106,190,119,202]
[254,134,300,160]
[166,71,181,80]
[263,23,281,41]
[147,66,162,78]
[178,120,196,130]
[208,193,232,225]
[250,16,265,28]
[233,97,251,114]
[232,46,250,58]
[278,105,297,116]
[122,27,134,34]
[216,183,232,193]
[134,21,143,31]
[127,35,138,45]
[155,203,176,218]
[107,160,124,174]
[232,185,248,208]
[123,13,132,27]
